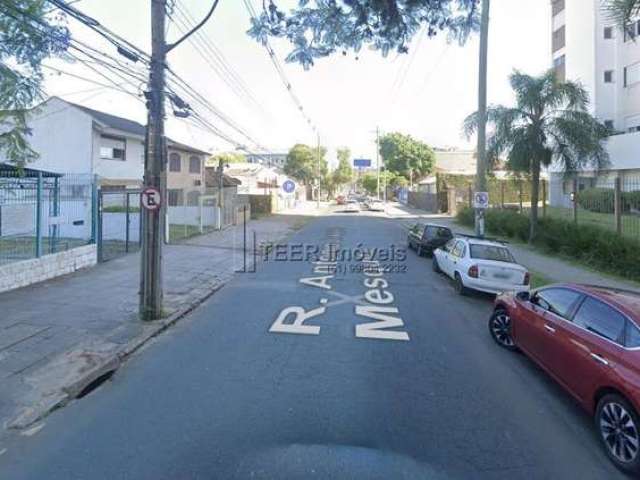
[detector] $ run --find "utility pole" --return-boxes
[217,158,224,230]
[475,0,490,238]
[140,0,167,321]
[376,126,380,200]
[316,132,321,209]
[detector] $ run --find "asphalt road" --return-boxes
[0,211,628,479]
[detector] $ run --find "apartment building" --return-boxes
[549,0,640,207]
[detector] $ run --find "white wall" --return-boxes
[607,131,640,170]
[23,98,94,174]
[92,128,145,182]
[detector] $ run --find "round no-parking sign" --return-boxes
[141,187,162,211]
[282,180,296,194]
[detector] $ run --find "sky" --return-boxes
[42,0,552,168]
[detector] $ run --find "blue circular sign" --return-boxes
[282,180,296,193]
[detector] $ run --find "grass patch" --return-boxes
[545,206,640,240]
[102,205,141,213]
[457,206,640,282]
[168,224,204,242]
[529,270,554,289]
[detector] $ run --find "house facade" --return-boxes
[549,0,640,207]
[14,97,209,195]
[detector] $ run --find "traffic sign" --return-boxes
[353,158,372,168]
[474,191,489,209]
[282,179,296,194]
[141,187,162,211]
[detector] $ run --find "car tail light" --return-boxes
[523,272,530,285]
[468,265,479,278]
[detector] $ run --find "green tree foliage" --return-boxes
[463,70,610,242]
[247,1,480,69]
[284,143,327,184]
[602,0,640,28]
[1,1,70,167]
[332,147,353,185]
[207,151,246,166]
[379,132,435,180]
[360,172,379,196]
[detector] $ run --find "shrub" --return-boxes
[455,206,640,280]
[577,188,614,213]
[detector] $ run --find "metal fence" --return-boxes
[166,187,219,243]
[0,169,96,266]
[547,172,640,240]
[97,188,141,262]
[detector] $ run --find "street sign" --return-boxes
[474,191,489,209]
[141,187,162,211]
[282,179,296,194]
[353,158,372,168]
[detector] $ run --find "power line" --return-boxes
[241,0,317,134]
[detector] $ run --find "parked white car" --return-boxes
[343,199,361,213]
[367,200,385,212]
[432,236,530,295]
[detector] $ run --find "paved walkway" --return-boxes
[0,202,321,437]
[386,202,640,292]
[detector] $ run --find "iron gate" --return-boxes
[97,188,141,262]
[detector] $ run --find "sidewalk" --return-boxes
[0,203,320,437]
[386,202,640,293]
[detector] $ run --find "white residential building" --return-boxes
[550,0,640,206]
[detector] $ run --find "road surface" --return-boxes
[0,210,626,479]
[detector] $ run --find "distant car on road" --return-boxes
[489,284,640,475]
[432,235,529,295]
[407,223,453,257]
[343,199,360,213]
[368,200,385,212]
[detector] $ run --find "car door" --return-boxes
[409,223,423,248]
[449,240,466,277]
[514,287,583,370]
[438,239,457,277]
[546,296,627,403]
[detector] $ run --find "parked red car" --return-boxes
[489,284,640,474]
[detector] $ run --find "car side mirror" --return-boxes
[516,291,531,302]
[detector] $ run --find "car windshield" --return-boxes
[470,244,515,263]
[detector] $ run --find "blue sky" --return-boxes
[43,0,551,166]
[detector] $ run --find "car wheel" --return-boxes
[489,308,517,350]
[596,394,640,474]
[454,273,469,296]
[432,256,441,273]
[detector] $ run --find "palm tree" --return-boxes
[463,70,610,242]
[602,0,640,28]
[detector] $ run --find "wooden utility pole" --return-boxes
[475,0,490,237]
[316,132,321,209]
[376,126,380,200]
[140,0,167,321]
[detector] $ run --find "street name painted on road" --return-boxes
[269,236,409,342]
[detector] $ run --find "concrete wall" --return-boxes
[0,244,97,293]
[408,191,439,213]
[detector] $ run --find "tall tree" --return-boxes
[463,70,610,242]
[379,132,435,180]
[1,1,70,167]
[207,151,246,166]
[284,143,327,184]
[333,147,353,185]
[247,1,480,69]
[603,0,640,27]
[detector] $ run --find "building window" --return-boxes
[553,55,566,82]
[99,135,126,161]
[169,152,181,172]
[187,190,200,206]
[625,62,640,87]
[552,0,565,16]
[604,26,614,39]
[624,21,640,42]
[604,70,614,83]
[168,189,183,206]
[552,26,565,53]
[189,155,201,174]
